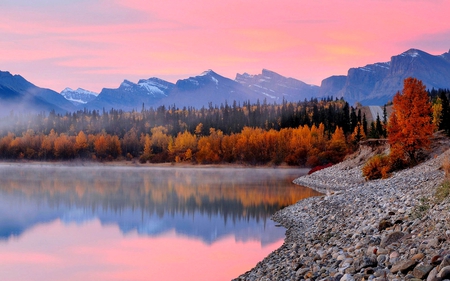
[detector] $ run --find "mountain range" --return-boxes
[1,48,449,114]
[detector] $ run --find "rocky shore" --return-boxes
[234,139,450,281]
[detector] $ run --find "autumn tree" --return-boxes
[54,134,75,159]
[94,134,108,159]
[387,78,435,165]
[122,128,141,157]
[139,134,153,163]
[325,126,348,163]
[350,122,366,146]
[74,131,88,157]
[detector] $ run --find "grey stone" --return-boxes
[339,274,355,281]
[413,264,434,279]
[438,265,450,279]
[390,259,417,274]
[380,231,404,248]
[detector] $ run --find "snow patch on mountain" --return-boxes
[61,87,98,105]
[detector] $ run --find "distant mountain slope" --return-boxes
[322,48,450,105]
[60,88,98,106]
[156,70,261,108]
[86,77,174,111]
[3,47,450,113]
[84,69,318,111]
[0,71,75,115]
[235,69,319,102]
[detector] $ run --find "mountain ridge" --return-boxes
[2,48,450,113]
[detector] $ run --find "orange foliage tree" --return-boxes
[387,77,435,165]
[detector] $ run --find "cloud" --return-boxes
[1,0,450,92]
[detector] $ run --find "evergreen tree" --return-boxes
[440,90,450,135]
[376,114,383,138]
[362,113,368,135]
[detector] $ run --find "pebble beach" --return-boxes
[234,138,450,281]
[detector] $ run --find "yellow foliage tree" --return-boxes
[74,131,88,156]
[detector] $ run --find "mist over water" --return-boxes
[0,164,320,280]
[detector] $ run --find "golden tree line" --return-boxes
[0,123,357,166]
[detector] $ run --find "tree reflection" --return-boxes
[0,165,321,242]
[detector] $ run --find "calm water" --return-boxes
[0,164,320,281]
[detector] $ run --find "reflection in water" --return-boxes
[0,163,321,281]
[0,164,320,243]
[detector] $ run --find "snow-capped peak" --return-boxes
[137,80,166,96]
[200,69,214,76]
[60,87,98,105]
[401,49,421,58]
[61,87,98,96]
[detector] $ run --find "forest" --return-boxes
[0,88,448,167]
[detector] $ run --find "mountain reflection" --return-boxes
[0,164,320,244]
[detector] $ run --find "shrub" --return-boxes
[411,197,430,219]
[308,163,333,175]
[435,180,450,203]
[362,154,391,180]
[139,154,148,164]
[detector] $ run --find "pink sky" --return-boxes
[1,0,450,93]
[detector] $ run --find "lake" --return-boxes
[0,163,321,281]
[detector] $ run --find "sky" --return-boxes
[1,0,450,93]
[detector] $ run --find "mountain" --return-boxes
[85,69,317,111]
[319,75,347,98]
[235,69,319,101]
[323,48,450,105]
[157,70,261,108]
[86,77,174,111]
[0,71,75,115]
[86,70,262,110]
[60,88,98,106]
[3,47,450,113]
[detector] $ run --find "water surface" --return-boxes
[0,164,320,281]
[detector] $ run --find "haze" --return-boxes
[1,0,450,92]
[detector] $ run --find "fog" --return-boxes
[0,164,318,244]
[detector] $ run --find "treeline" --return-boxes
[0,124,353,166]
[0,97,366,166]
[1,97,363,138]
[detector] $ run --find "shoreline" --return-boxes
[235,143,450,280]
[0,159,305,170]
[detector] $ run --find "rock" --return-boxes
[355,255,377,271]
[380,231,404,247]
[438,265,450,279]
[297,267,310,275]
[411,253,425,261]
[377,255,387,266]
[420,238,439,249]
[426,267,438,281]
[378,219,393,231]
[431,255,443,265]
[364,267,374,275]
[390,251,399,259]
[339,273,355,281]
[440,255,450,268]
[413,264,434,279]
[390,259,417,274]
